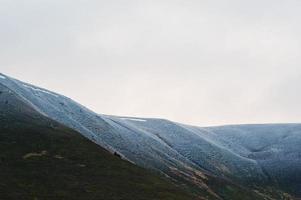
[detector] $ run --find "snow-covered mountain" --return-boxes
[1,73,300,199]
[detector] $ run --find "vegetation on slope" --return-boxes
[0,121,195,200]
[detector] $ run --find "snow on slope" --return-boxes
[0,75,6,79]
[202,124,301,184]
[0,74,205,181]
[119,117,147,122]
[108,116,267,181]
[1,73,301,189]
[23,84,59,97]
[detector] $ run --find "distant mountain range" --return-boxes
[0,73,300,200]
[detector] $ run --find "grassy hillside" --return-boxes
[0,121,196,200]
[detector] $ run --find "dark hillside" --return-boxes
[0,122,195,200]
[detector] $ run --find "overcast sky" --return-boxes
[1,0,301,126]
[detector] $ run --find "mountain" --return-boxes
[0,73,299,199]
[0,78,194,200]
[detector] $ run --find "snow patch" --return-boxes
[120,118,147,122]
[0,75,6,79]
[23,84,59,97]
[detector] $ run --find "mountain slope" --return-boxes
[0,73,299,199]
[0,83,195,200]
[203,124,301,196]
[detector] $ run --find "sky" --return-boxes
[1,0,301,126]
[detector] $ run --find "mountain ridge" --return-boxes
[0,73,299,199]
